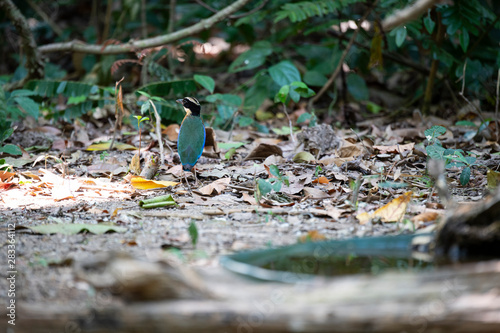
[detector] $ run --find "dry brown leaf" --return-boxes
[241,192,257,205]
[244,143,283,161]
[298,230,327,243]
[130,176,179,190]
[0,170,15,182]
[303,187,330,199]
[337,142,363,158]
[411,211,441,223]
[129,153,141,175]
[357,191,412,225]
[373,142,414,154]
[163,124,180,141]
[198,177,230,196]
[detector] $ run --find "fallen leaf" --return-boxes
[0,180,15,191]
[244,143,283,161]
[198,177,231,196]
[411,211,441,224]
[487,169,500,191]
[23,223,126,235]
[0,170,15,181]
[337,142,363,158]
[86,141,136,151]
[303,187,330,199]
[130,176,179,190]
[357,191,413,225]
[163,124,180,141]
[139,194,178,209]
[293,151,315,163]
[241,192,257,205]
[373,142,415,154]
[312,176,330,184]
[298,230,327,243]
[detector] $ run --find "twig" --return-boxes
[309,0,378,107]
[149,101,167,165]
[26,0,63,37]
[282,104,295,143]
[496,69,500,142]
[102,0,113,42]
[458,60,485,122]
[38,0,253,54]
[327,30,430,74]
[382,0,440,31]
[109,77,125,150]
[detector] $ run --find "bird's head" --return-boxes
[176,97,201,117]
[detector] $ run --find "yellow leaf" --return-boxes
[130,176,179,190]
[357,191,412,225]
[86,141,136,151]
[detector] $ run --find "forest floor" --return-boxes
[1,110,499,310]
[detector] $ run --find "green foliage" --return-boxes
[188,221,198,247]
[274,0,365,23]
[194,75,215,94]
[424,125,477,185]
[255,165,290,203]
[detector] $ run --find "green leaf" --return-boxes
[0,144,22,155]
[14,96,39,118]
[26,223,127,235]
[140,101,150,114]
[10,89,36,97]
[426,144,446,160]
[188,221,198,247]
[229,41,273,73]
[218,142,245,150]
[271,179,282,192]
[304,71,328,87]
[269,165,280,178]
[455,120,477,127]
[297,112,312,124]
[423,12,435,34]
[257,178,273,196]
[346,74,369,101]
[394,26,407,47]
[0,128,14,142]
[238,116,254,127]
[275,85,290,104]
[290,81,315,98]
[138,80,197,97]
[268,61,301,87]
[460,167,471,186]
[424,125,446,141]
[194,75,215,94]
[217,104,237,121]
[206,93,242,106]
[459,29,469,53]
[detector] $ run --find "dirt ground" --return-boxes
[0,115,498,318]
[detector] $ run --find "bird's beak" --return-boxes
[176,99,183,105]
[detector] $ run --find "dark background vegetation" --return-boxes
[0,0,499,148]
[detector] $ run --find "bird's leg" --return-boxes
[193,168,199,186]
[183,170,192,193]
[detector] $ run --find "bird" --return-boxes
[176,97,206,188]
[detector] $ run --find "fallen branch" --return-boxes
[382,0,441,31]
[38,0,253,55]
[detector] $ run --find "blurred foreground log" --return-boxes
[13,256,500,333]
